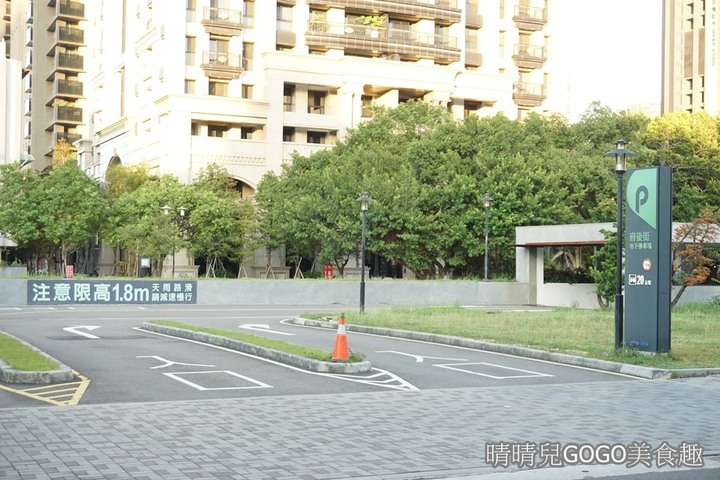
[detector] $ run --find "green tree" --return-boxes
[105,175,186,276]
[589,229,617,308]
[643,111,720,220]
[0,163,44,249]
[186,164,258,277]
[40,159,109,274]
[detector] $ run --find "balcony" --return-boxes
[512,4,546,31]
[4,1,10,21]
[201,7,242,36]
[465,50,482,67]
[54,131,82,146]
[512,43,545,69]
[200,51,243,79]
[466,12,482,28]
[135,25,163,55]
[512,82,545,107]
[56,51,83,70]
[47,25,84,55]
[54,78,83,98]
[306,0,461,23]
[48,0,84,20]
[306,21,460,63]
[47,105,83,129]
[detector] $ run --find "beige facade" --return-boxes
[663,0,720,114]
[5,0,556,190]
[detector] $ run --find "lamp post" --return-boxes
[358,192,371,313]
[605,140,636,349]
[483,193,492,281]
[18,154,34,168]
[162,205,187,278]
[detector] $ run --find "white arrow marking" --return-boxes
[238,324,295,336]
[376,350,467,363]
[63,326,101,339]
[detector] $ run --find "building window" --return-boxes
[243,0,254,28]
[307,131,326,144]
[242,42,253,70]
[361,95,374,118]
[241,127,255,139]
[209,80,228,96]
[283,127,295,142]
[185,36,195,65]
[185,79,195,94]
[465,28,478,51]
[283,84,295,111]
[242,84,253,99]
[308,90,326,114]
[277,4,293,31]
[191,122,199,135]
[208,124,228,137]
[210,38,230,58]
[464,101,483,118]
[186,0,195,22]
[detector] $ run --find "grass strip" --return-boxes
[307,304,720,370]
[0,332,60,371]
[150,320,365,362]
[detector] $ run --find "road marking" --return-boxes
[163,370,272,391]
[63,326,101,339]
[0,370,90,406]
[135,327,418,391]
[376,350,467,363]
[136,355,215,369]
[434,362,553,379]
[323,368,418,391]
[238,324,295,336]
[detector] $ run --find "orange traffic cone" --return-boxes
[332,315,350,361]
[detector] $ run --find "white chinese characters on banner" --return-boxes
[28,280,197,305]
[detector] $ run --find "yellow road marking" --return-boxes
[0,370,90,406]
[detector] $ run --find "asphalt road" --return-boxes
[0,305,635,408]
[1,305,719,479]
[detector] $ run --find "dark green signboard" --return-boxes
[624,166,672,352]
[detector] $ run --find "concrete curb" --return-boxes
[289,317,720,380]
[0,332,74,384]
[140,322,372,374]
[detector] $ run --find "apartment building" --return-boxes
[663,0,720,114]
[5,0,554,192]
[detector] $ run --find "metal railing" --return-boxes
[202,7,242,26]
[514,4,546,22]
[201,51,242,69]
[308,20,457,49]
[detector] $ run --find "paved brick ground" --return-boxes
[1,376,719,479]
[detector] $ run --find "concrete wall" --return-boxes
[0,279,717,307]
[2,279,526,307]
[195,279,528,306]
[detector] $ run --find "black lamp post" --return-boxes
[606,140,636,349]
[483,193,492,281]
[358,192,371,313]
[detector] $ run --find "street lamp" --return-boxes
[19,154,34,168]
[358,192,371,313]
[483,193,492,281]
[606,139,636,349]
[162,205,187,278]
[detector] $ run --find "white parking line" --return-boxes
[434,362,554,379]
[163,370,272,391]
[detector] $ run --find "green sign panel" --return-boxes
[624,166,672,352]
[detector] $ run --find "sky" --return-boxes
[552,0,663,121]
